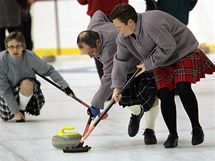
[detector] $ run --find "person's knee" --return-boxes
[19,79,34,96]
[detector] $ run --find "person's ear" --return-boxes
[96,39,101,47]
[128,19,133,26]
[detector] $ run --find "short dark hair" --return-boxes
[4,31,26,49]
[77,30,100,48]
[110,3,137,24]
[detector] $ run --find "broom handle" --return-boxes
[80,68,141,143]
[82,117,92,137]
[35,72,90,108]
[94,68,140,126]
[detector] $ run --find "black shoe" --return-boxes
[128,107,144,137]
[192,127,204,146]
[16,119,25,123]
[143,128,157,145]
[164,134,178,148]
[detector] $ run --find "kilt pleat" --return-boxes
[119,71,157,112]
[153,49,215,90]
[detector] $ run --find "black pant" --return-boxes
[20,11,33,50]
[94,58,103,79]
[158,82,201,136]
[0,27,20,51]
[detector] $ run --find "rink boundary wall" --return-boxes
[34,45,215,56]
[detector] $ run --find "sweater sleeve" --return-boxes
[29,53,70,89]
[90,37,117,109]
[0,63,20,114]
[111,36,134,89]
[91,56,113,109]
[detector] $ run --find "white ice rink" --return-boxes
[0,54,215,161]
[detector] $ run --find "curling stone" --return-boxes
[52,126,82,150]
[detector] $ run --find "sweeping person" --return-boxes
[144,0,198,96]
[110,3,215,148]
[77,0,128,81]
[0,31,74,122]
[77,10,159,144]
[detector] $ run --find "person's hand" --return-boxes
[87,106,100,118]
[64,87,75,96]
[112,88,122,102]
[15,111,25,122]
[136,62,146,77]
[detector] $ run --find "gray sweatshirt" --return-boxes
[0,50,70,114]
[111,10,199,89]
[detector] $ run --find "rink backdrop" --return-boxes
[31,0,215,56]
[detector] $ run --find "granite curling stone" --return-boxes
[52,126,82,150]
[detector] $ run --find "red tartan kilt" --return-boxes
[153,49,215,90]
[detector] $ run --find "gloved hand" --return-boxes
[64,87,75,96]
[87,106,100,118]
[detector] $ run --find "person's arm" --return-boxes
[77,0,88,5]
[29,52,72,91]
[91,52,114,109]
[0,63,20,115]
[111,36,134,89]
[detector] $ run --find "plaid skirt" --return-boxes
[119,71,158,112]
[0,78,45,121]
[153,49,215,90]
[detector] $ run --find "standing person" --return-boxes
[110,3,215,148]
[0,0,21,51]
[77,10,159,144]
[144,0,198,25]
[77,0,128,80]
[17,0,34,50]
[0,32,74,122]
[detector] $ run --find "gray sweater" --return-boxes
[88,11,140,109]
[87,11,117,109]
[0,50,69,114]
[111,10,199,89]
